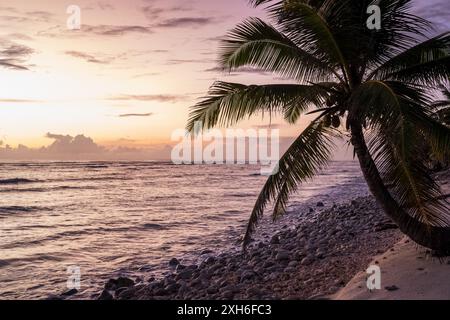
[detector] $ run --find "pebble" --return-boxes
[169,258,180,267]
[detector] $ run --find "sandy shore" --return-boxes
[334,169,450,300]
[333,237,450,300]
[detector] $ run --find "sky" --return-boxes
[0,0,449,160]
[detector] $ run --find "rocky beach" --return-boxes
[96,196,403,300]
[93,169,449,301]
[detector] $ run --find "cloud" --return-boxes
[38,24,153,38]
[109,94,185,103]
[44,132,105,154]
[155,17,217,28]
[65,50,112,64]
[166,58,212,65]
[82,24,153,36]
[0,98,42,103]
[118,113,154,118]
[97,2,115,10]
[131,72,161,78]
[0,133,174,160]
[141,4,192,21]
[0,41,34,70]
[252,123,284,129]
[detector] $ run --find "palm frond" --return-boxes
[186,81,328,133]
[243,117,337,247]
[220,17,340,82]
[367,32,450,86]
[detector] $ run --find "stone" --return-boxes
[270,235,280,244]
[176,264,187,272]
[177,270,193,280]
[204,256,217,265]
[275,251,290,261]
[240,270,255,282]
[317,201,325,207]
[385,285,399,291]
[61,288,78,297]
[300,256,314,266]
[115,277,135,288]
[169,258,180,267]
[98,289,113,300]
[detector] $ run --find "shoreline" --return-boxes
[93,195,402,300]
[333,237,450,300]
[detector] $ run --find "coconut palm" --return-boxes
[186,0,450,252]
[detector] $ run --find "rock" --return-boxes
[61,288,78,297]
[270,235,280,244]
[115,277,134,288]
[165,283,181,294]
[204,256,217,265]
[201,249,213,255]
[385,285,399,291]
[98,289,113,300]
[177,270,193,280]
[117,287,136,300]
[220,290,234,299]
[263,260,275,268]
[169,258,180,267]
[275,251,290,261]
[309,207,314,213]
[240,270,255,282]
[300,256,314,266]
[316,201,325,207]
[207,287,219,294]
[176,264,187,272]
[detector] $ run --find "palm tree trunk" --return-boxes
[350,121,450,253]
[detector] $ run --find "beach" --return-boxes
[93,170,449,301]
[95,196,403,300]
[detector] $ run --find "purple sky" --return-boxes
[0,0,448,160]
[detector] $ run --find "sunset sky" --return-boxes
[0,0,449,159]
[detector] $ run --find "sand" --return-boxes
[333,237,450,300]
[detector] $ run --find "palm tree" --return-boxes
[186,0,450,252]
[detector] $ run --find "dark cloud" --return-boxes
[65,50,112,64]
[83,24,153,36]
[118,113,154,118]
[109,94,185,103]
[0,41,34,70]
[141,4,192,21]
[155,17,216,28]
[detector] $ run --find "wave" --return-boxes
[0,185,98,193]
[0,178,38,185]
[0,206,51,214]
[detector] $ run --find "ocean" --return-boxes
[0,161,369,299]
